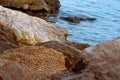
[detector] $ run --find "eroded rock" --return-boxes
[0,6,67,45]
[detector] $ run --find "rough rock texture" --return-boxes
[63,38,120,80]
[0,0,60,12]
[36,41,81,69]
[0,59,24,80]
[0,6,67,45]
[0,46,66,80]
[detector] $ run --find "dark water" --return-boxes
[55,0,120,45]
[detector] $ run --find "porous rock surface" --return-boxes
[0,46,66,80]
[36,41,81,69]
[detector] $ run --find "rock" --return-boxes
[36,41,81,69]
[65,38,120,80]
[0,46,66,80]
[65,41,90,52]
[0,0,60,19]
[0,0,60,12]
[0,41,18,53]
[0,6,67,45]
[81,38,120,80]
[0,59,24,80]
[60,16,96,23]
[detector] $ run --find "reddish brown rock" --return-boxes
[0,59,24,80]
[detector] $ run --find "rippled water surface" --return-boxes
[55,0,120,45]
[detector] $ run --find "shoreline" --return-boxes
[0,0,120,80]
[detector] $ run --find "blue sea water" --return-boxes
[55,0,120,45]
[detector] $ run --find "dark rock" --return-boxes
[0,0,60,19]
[60,16,96,23]
[65,41,90,51]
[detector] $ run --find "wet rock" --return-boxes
[0,59,24,80]
[60,16,96,23]
[0,6,67,45]
[36,41,81,69]
[0,46,66,80]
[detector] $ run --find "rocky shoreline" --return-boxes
[0,0,120,80]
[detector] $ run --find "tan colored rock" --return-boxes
[0,59,24,80]
[0,6,67,45]
[0,46,66,80]
[36,41,81,69]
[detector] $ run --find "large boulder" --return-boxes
[0,46,66,80]
[0,0,60,12]
[0,6,67,45]
[36,41,81,69]
[0,59,24,80]
[63,38,120,80]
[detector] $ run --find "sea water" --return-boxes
[56,0,120,45]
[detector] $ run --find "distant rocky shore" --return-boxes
[0,0,120,80]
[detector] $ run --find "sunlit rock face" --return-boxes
[0,6,67,45]
[0,0,60,12]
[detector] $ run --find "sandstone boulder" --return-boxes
[0,46,66,80]
[0,6,67,45]
[0,59,24,80]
